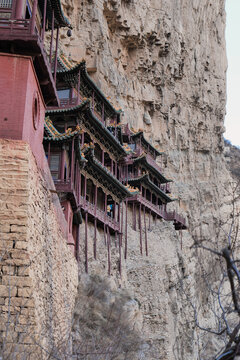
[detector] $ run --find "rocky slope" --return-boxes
[57,1,233,358]
[224,139,240,181]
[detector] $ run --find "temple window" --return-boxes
[49,152,61,180]
[0,0,12,8]
[57,88,71,100]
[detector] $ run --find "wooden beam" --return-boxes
[104,224,106,246]
[49,10,54,63]
[85,212,88,273]
[144,206,148,256]
[54,26,60,83]
[84,175,87,201]
[41,0,47,40]
[124,200,128,259]
[74,224,79,262]
[94,218,97,260]
[120,202,124,248]
[149,210,151,231]
[30,0,38,34]
[70,138,75,186]
[139,204,142,255]
[118,232,121,276]
[107,226,111,275]
[94,185,97,216]
[60,148,65,180]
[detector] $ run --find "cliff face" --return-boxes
[58,1,230,358]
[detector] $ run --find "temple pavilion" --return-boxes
[44,53,187,272]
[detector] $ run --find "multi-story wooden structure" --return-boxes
[0,0,187,275]
[44,54,187,272]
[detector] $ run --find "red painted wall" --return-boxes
[0,53,46,169]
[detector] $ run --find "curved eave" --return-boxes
[133,157,171,183]
[46,99,90,115]
[85,152,131,200]
[44,0,72,28]
[83,106,126,158]
[132,132,163,157]
[57,60,121,118]
[45,101,126,158]
[128,174,173,203]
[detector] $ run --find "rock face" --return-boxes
[57,0,232,359]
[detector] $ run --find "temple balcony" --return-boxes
[78,196,120,232]
[163,211,187,230]
[127,194,166,219]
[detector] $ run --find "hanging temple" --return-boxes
[0,0,187,275]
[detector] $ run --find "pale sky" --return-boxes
[225,0,240,146]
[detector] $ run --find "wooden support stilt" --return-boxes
[107,226,111,275]
[149,210,151,231]
[41,0,47,40]
[132,202,136,230]
[84,176,87,202]
[115,231,117,248]
[94,185,98,216]
[85,212,88,273]
[144,206,148,256]
[94,218,97,260]
[76,225,80,262]
[30,0,38,34]
[104,224,107,246]
[54,26,59,83]
[70,138,75,185]
[124,200,128,259]
[120,202,124,247]
[118,232,122,276]
[49,10,54,63]
[139,204,142,255]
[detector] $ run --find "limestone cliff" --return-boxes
[57,0,231,358]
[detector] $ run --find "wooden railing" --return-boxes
[79,196,120,231]
[160,183,171,193]
[163,211,186,227]
[0,18,31,35]
[0,0,12,8]
[60,98,78,107]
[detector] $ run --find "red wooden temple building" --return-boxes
[0,0,187,275]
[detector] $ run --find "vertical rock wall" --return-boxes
[61,1,232,359]
[0,140,78,359]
